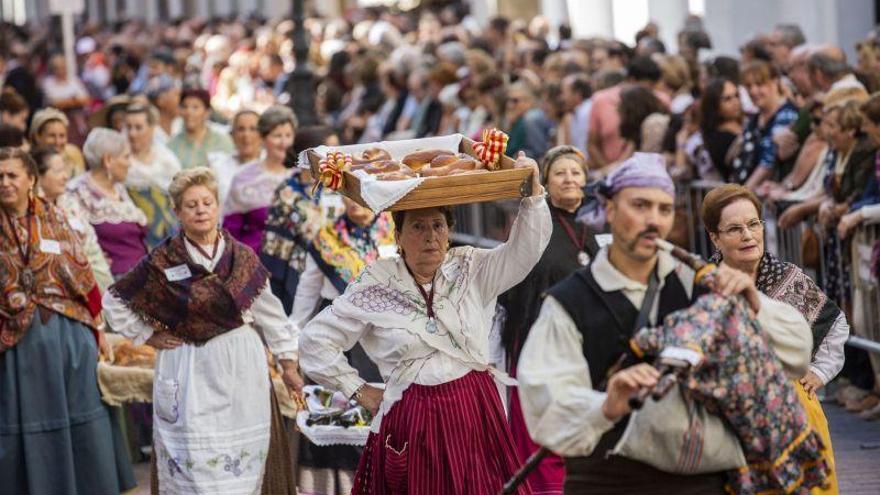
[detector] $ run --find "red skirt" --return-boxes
[352,370,532,494]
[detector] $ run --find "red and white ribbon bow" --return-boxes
[472,128,509,170]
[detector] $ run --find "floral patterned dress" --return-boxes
[260,170,343,312]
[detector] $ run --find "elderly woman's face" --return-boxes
[398,208,450,272]
[710,199,765,268]
[546,157,586,208]
[176,184,219,237]
[37,121,68,152]
[104,146,132,184]
[0,158,35,214]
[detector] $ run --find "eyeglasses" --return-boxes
[718,219,765,238]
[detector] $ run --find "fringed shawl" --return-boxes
[109,230,268,345]
[755,252,840,355]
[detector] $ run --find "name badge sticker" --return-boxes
[39,239,62,255]
[164,264,193,282]
[378,244,398,259]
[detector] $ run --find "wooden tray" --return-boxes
[307,137,534,211]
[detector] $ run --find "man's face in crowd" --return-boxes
[1,110,28,132]
[606,187,675,262]
[560,77,581,112]
[786,53,813,98]
[505,89,533,124]
[156,87,181,113]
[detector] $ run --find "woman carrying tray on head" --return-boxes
[291,196,394,495]
[299,152,549,494]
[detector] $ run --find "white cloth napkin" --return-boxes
[353,170,425,212]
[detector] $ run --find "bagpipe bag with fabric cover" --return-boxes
[630,292,830,495]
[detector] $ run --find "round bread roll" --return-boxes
[420,155,480,177]
[402,149,454,171]
[353,148,391,164]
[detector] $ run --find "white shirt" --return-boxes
[126,143,182,192]
[290,255,342,330]
[570,99,592,156]
[102,235,299,360]
[299,195,552,432]
[516,247,813,457]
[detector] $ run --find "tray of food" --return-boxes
[301,132,533,212]
[295,384,376,447]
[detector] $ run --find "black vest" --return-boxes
[547,265,699,389]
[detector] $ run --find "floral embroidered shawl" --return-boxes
[754,252,840,355]
[631,293,829,494]
[109,230,269,345]
[309,213,395,293]
[0,198,102,352]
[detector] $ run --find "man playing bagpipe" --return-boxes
[516,153,830,494]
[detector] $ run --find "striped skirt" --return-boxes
[352,370,532,494]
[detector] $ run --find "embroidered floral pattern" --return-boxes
[261,171,330,276]
[314,213,394,286]
[631,293,830,494]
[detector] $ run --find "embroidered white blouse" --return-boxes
[102,235,299,361]
[299,195,552,432]
[516,247,813,457]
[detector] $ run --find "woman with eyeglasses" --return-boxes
[702,184,845,495]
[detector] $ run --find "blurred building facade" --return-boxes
[5,0,878,61]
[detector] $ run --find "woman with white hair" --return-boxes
[59,127,147,277]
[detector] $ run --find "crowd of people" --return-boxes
[2,2,880,494]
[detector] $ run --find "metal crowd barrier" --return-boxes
[679,179,724,260]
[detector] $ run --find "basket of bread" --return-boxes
[302,131,534,211]
[97,335,302,418]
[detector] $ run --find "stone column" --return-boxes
[567,0,614,39]
[647,0,689,52]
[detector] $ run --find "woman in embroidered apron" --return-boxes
[0,147,133,494]
[703,184,846,494]
[291,196,394,494]
[498,145,598,495]
[103,167,303,494]
[299,153,549,494]
[223,105,297,252]
[261,126,343,313]
[123,103,181,249]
